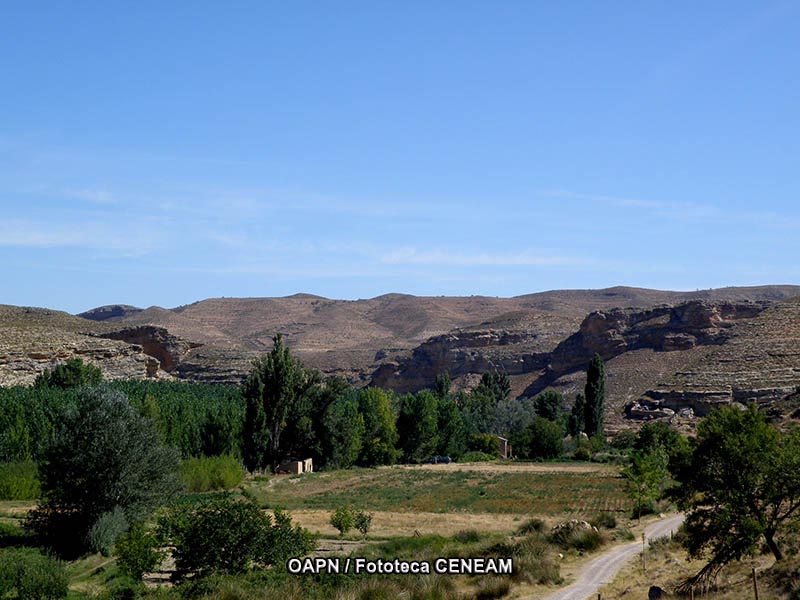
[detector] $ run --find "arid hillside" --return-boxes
[4,285,800,431]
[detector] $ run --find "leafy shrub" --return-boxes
[0,547,68,599]
[549,522,604,552]
[330,505,354,536]
[590,513,617,529]
[354,510,373,537]
[573,440,592,461]
[516,518,545,535]
[158,492,314,581]
[181,455,244,492]
[0,460,41,500]
[453,529,481,543]
[116,523,165,581]
[467,434,501,457]
[475,576,511,599]
[34,358,103,389]
[88,506,129,556]
[460,451,496,462]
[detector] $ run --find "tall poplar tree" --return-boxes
[584,354,605,438]
[242,334,320,472]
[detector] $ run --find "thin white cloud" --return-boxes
[542,189,721,220]
[380,247,588,267]
[0,219,159,256]
[63,188,116,205]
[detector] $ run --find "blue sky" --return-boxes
[2,2,799,313]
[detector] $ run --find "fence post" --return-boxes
[752,567,760,600]
[642,532,646,572]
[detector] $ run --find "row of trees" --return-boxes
[1,344,609,475]
[241,336,610,469]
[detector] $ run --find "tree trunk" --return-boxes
[764,532,784,561]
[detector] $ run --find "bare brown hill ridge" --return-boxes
[3,285,800,430]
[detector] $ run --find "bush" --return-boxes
[0,460,41,500]
[158,492,314,581]
[354,510,372,537]
[467,434,501,457]
[0,547,68,599]
[34,357,102,389]
[180,455,244,492]
[453,529,481,543]
[460,451,496,462]
[516,518,545,535]
[526,416,564,459]
[330,505,354,536]
[88,506,129,556]
[116,523,165,581]
[475,576,510,600]
[549,522,604,552]
[590,513,617,529]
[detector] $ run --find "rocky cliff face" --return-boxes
[370,330,552,393]
[0,306,174,386]
[544,300,768,380]
[97,326,200,373]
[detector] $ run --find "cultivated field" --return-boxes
[246,461,630,537]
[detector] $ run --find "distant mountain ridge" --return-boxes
[4,285,800,431]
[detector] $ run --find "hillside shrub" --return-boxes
[590,513,617,529]
[158,492,314,581]
[116,523,165,581]
[460,451,495,462]
[88,506,129,556]
[354,510,373,536]
[0,547,68,600]
[467,433,501,457]
[516,518,545,535]
[0,460,41,500]
[181,455,244,492]
[330,505,354,536]
[549,521,604,552]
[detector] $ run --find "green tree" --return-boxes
[321,391,365,469]
[242,334,321,472]
[354,510,373,537]
[397,391,439,463]
[436,394,467,458]
[584,355,605,438]
[521,416,564,459]
[115,523,165,581]
[357,388,399,466]
[158,492,314,581]
[634,421,692,477]
[568,393,585,437]
[330,505,354,536]
[34,357,102,389]
[433,371,452,400]
[622,448,669,519]
[476,371,511,404]
[676,405,800,577]
[533,390,565,422]
[24,388,181,558]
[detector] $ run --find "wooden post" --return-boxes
[690,586,694,600]
[642,532,646,572]
[752,567,760,600]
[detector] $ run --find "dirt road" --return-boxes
[533,514,685,600]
